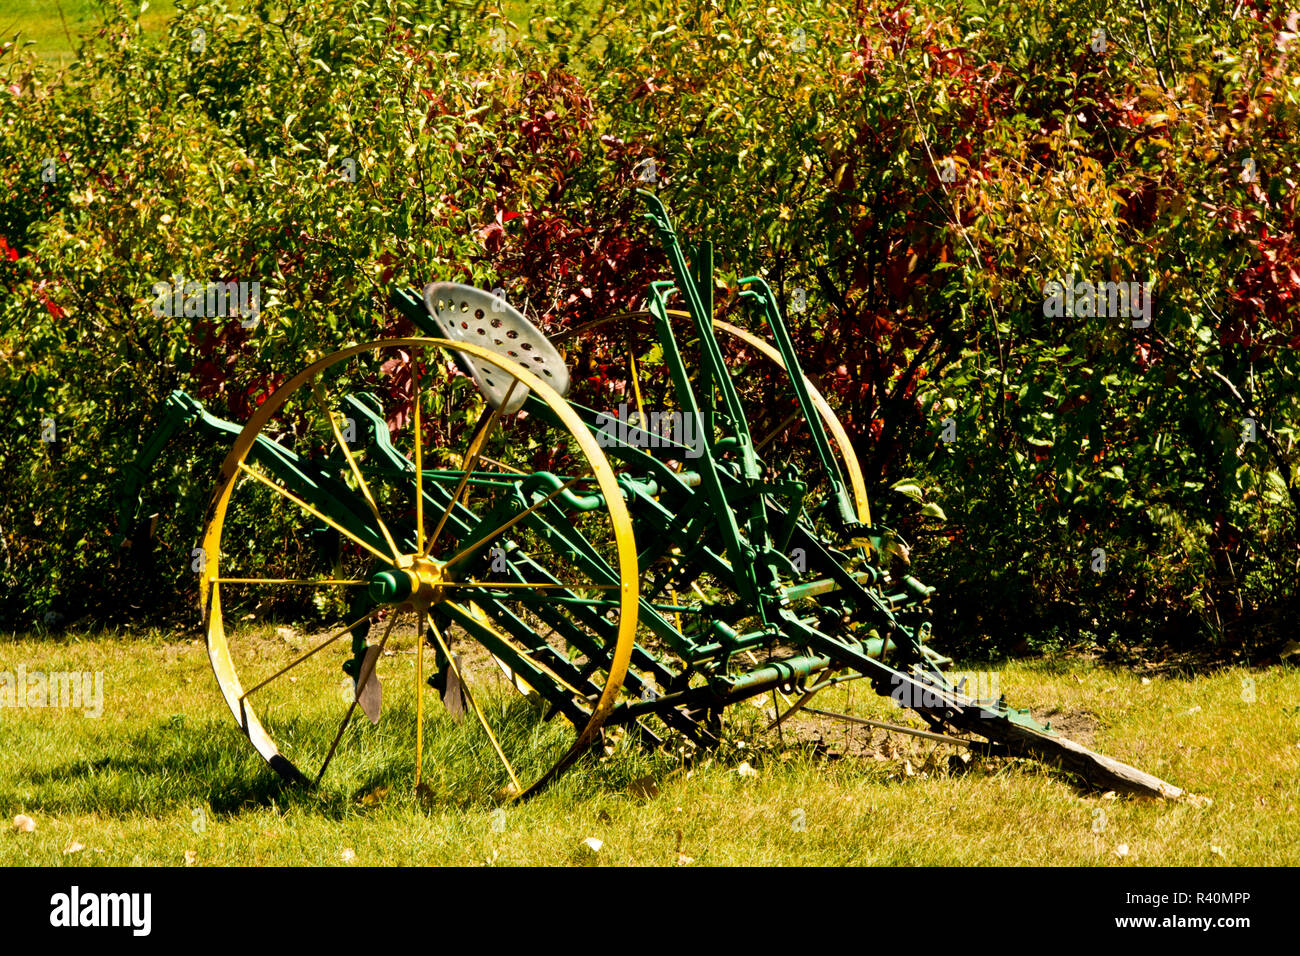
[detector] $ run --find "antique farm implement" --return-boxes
[121,192,1185,801]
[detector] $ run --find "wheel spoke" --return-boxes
[424,380,520,556]
[427,612,522,795]
[628,350,648,425]
[441,580,622,590]
[237,461,396,566]
[478,455,526,476]
[415,611,426,788]
[413,357,426,554]
[440,475,589,572]
[214,577,368,586]
[312,380,402,562]
[443,600,591,701]
[240,609,378,701]
[755,410,799,453]
[316,610,402,786]
[461,593,619,608]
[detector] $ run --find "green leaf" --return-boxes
[889,481,925,501]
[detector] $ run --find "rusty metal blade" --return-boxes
[442,653,466,722]
[356,645,382,725]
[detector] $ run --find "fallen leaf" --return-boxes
[1140,677,1152,685]
[1101,790,1118,801]
[340,848,356,863]
[1187,705,1202,715]
[676,853,694,866]
[736,761,759,778]
[12,815,35,833]
[1115,843,1130,858]
[581,836,603,854]
[63,841,85,855]
[1210,844,1226,859]
[275,626,295,642]
[183,849,197,866]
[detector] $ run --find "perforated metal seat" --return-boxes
[422,283,570,414]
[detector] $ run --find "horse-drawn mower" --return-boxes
[119,191,1186,801]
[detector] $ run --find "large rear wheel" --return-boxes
[197,337,639,801]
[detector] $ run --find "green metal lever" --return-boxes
[737,277,859,529]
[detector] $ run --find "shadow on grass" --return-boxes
[17,719,322,817]
[13,697,652,819]
[16,689,1068,820]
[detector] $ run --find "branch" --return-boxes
[1137,0,1170,93]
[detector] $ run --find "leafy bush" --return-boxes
[565,0,1300,653]
[3,0,1298,656]
[0,0,655,628]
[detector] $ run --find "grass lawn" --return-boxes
[0,0,178,66]
[2,627,1297,866]
[0,1,540,67]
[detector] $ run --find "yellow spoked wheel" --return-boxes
[198,338,638,801]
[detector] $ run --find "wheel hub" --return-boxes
[368,556,446,607]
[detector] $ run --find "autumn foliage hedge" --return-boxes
[2,0,1298,656]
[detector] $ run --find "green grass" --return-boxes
[2,628,1298,865]
[0,0,178,66]
[0,1,540,66]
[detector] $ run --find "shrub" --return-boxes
[3,0,1298,656]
